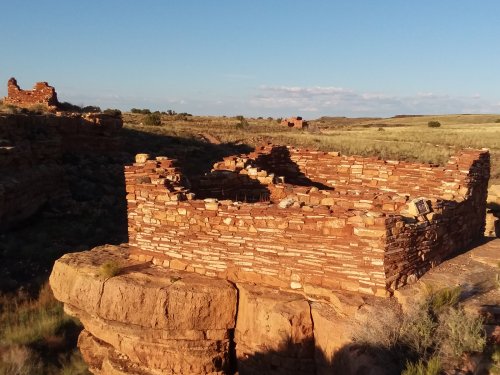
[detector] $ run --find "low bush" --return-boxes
[427,121,441,128]
[58,102,83,112]
[400,308,437,356]
[437,307,485,359]
[81,106,101,113]
[402,356,441,375]
[351,285,486,372]
[236,116,249,130]
[0,345,43,375]
[131,108,151,114]
[28,104,48,114]
[424,285,461,314]
[0,283,87,374]
[103,108,122,117]
[143,113,162,126]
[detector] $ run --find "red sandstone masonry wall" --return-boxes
[0,113,122,229]
[3,78,59,109]
[126,159,390,296]
[384,150,490,289]
[127,147,489,295]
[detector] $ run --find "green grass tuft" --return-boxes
[402,356,441,375]
[98,260,121,279]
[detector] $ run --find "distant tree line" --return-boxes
[130,108,192,117]
[57,102,121,117]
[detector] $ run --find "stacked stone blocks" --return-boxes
[126,145,490,295]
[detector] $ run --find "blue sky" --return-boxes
[1,0,499,117]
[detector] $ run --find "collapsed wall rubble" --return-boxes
[126,144,490,295]
[0,113,122,229]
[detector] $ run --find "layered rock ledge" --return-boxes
[50,241,499,375]
[50,245,383,375]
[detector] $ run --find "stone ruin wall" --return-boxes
[0,113,122,229]
[126,145,489,295]
[280,117,307,129]
[3,78,59,110]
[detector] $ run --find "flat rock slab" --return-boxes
[50,244,237,330]
[470,239,500,268]
[49,244,237,374]
[395,239,500,327]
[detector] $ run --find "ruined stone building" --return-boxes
[125,144,489,296]
[281,116,308,129]
[2,77,59,110]
[48,140,491,374]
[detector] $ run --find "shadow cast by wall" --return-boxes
[253,146,333,191]
[0,126,254,292]
[235,339,404,375]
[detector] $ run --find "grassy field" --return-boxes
[122,113,500,183]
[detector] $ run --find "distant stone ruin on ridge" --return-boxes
[281,116,308,129]
[3,77,59,110]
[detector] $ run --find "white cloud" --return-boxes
[250,85,500,117]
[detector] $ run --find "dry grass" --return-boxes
[123,113,500,183]
[98,261,121,279]
[351,286,486,373]
[0,283,89,374]
[402,356,441,375]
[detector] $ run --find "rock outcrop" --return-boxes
[50,245,382,375]
[50,240,500,374]
[0,113,122,230]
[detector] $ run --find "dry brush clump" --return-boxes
[351,286,486,373]
[0,283,89,374]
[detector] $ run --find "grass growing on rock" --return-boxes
[98,260,121,279]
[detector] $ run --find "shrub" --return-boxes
[98,261,121,278]
[28,104,48,114]
[495,119,500,123]
[400,307,437,356]
[0,345,43,375]
[131,108,151,114]
[81,106,101,113]
[59,102,83,112]
[437,307,485,358]
[351,305,402,349]
[236,116,249,130]
[58,350,90,375]
[402,356,441,375]
[143,113,162,126]
[0,283,71,346]
[174,114,188,121]
[424,285,461,315]
[427,121,441,128]
[102,108,122,117]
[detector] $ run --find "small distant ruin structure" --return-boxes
[3,77,59,110]
[281,116,308,129]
